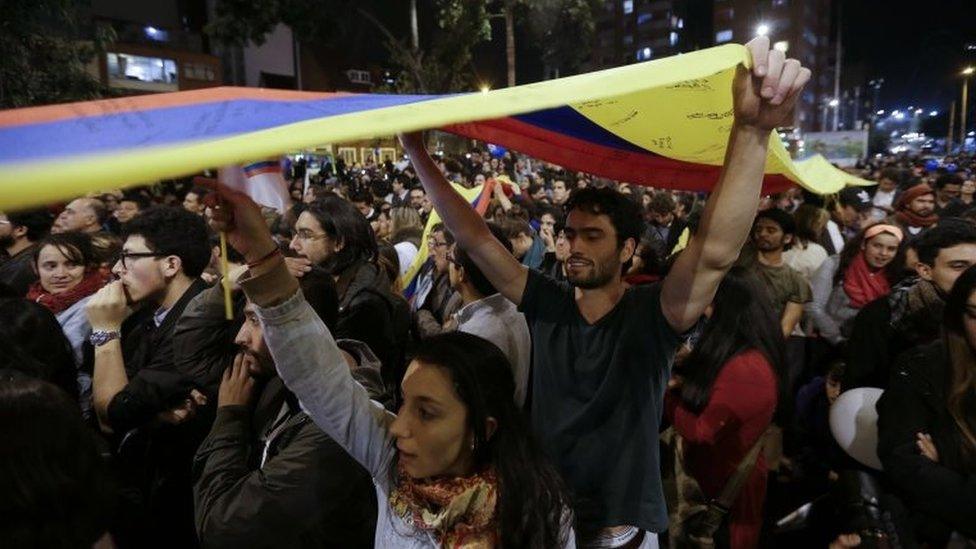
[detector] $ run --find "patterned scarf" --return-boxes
[389,463,500,547]
[27,269,108,315]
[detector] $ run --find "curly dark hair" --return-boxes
[122,206,212,277]
[565,187,643,249]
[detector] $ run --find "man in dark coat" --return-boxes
[192,271,383,548]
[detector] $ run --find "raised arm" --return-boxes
[661,37,811,332]
[206,183,397,482]
[399,133,528,305]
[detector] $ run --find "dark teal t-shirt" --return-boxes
[518,269,681,533]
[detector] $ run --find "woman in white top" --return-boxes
[212,183,576,548]
[783,204,829,282]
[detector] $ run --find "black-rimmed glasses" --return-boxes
[118,251,169,270]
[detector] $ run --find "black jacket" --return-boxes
[877,342,976,545]
[843,280,943,391]
[0,244,37,296]
[334,261,408,392]
[106,278,213,548]
[193,371,379,548]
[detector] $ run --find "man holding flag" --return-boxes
[400,36,810,546]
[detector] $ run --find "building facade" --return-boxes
[590,0,834,132]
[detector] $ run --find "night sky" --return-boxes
[842,0,976,113]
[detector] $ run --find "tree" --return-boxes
[207,0,493,93]
[0,0,113,108]
[527,0,601,78]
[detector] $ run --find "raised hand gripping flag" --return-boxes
[0,44,869,211]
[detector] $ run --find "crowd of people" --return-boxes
[2,37,975,549]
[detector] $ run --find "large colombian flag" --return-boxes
[0,43,869,212]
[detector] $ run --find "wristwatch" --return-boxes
[89,330,121,347]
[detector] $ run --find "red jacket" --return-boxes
[665,349,778,549]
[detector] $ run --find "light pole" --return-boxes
[962,67,974,149]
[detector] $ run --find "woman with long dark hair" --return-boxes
[877,263,976,545]
[806,224,905,345]
[210,184,574,547]
[665,266,786,549]
[0,299,82,409]
[0,370,114,548]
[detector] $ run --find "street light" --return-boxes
[755,23,770,37]
[963,67,975,148]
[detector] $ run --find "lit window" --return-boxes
[107,53,177,86]
[715,29,733,43]
[637,13,652,25]
[772,0,788,6]
[636,47,653,61]
[677,18,684,29]
[623,0,633,14]
[670,32,679,46]
[774,40,789,52]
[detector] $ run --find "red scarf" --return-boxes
[843,254,891,308]
[894,184,938,228]
[389,463,500,547]
[27,269,108,315]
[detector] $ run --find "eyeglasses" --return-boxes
[293,229,329,241]
[427,239,449,249]
[118,251,168,270]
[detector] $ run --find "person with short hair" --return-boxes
[192,269,381,548]
[749,208,812,338]
[845,219,976,389]
[644,191,688,255]
[400,36,812,544]
[877,263,976,546]
[446,223,531,407]
[0,208,53,295]
[84,205,214,547]
[933,172,963,215]
[183,187,209,215]
[53,197,107,234]
[114,192,150,225]
[494,215,546,270]
[885,183,938,238]
[822,187,873,255]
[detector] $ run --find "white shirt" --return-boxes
[455,293,531,407]
[872,189,897,220]
[393,241,418,277]
[825,219,845,254]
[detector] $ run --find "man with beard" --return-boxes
[0,209,52,295]
[400,36,811,545]
[192,270,381,548]
[286,196,406,392]
[822,187,873,255]
[749,208,811,338]
[644,191,687,256]
[886,183,938,238]
[845,220,976,390]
